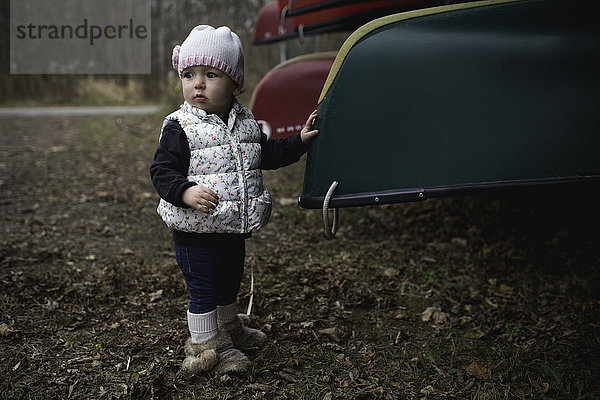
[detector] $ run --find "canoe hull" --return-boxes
[300,0,600,209]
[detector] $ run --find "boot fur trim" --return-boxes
[184,333,231,356]
[181,349,217,374]
[221,315,267,351]
[183,332,251,375]
[213,348,251,374]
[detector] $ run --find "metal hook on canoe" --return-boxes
[279,5,289,34]
[298,24,305,44]
[323,181,339,238]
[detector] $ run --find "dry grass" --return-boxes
[0,76,178,107]
[73,77,156,106]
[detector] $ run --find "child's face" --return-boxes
[181,65,240,118]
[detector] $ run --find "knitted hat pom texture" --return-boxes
[172,25,244,86]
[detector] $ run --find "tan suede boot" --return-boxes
[220,314,267,351]
[183,331,251,375]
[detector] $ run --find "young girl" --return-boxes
[149,25,318,374]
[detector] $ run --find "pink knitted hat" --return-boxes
[172,25,244,86]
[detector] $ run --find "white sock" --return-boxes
[217,302,238,325]
[187,309,217,343]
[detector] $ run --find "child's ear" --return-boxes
[233,85,242,96]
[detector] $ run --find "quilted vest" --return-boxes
[157,101,272,233]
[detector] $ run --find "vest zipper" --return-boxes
[226,112,248,233]
[237,145,248,232]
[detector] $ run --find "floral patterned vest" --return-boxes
[157,101,272,233]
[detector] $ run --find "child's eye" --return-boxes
[206,71,217,78]
[183,71,194,79]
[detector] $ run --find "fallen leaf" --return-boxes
[420,385,435,395]
[318,327,340,342]
[149,289,163,302]
[276,370,298,383]
[481,246,493,256]
[0,323,14,337]
[466,362,492,381]
[421,307,449,325]
[128,371,139,383]
[389,308,409,320]
[541,382,550,393]
[422,307,436,322]
[246,383,273,392]
[499,284,514,294]
[485,298,498,308]
[463,330,484,339]
[451,237,468,247]
[433,311,449,325]
[300,321,314,328]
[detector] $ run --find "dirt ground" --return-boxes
[1,113,599,400]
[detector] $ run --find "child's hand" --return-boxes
[300,110,319,144]
[182,185,219,214]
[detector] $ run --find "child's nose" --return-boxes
[194,77,205,88]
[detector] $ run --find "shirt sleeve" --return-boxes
[149,120,196,207]
[260,132,310,170]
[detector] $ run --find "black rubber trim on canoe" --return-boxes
[298,176,600,209]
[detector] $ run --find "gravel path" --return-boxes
[0,105,161,117]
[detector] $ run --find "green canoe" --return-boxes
[299,0,600,214]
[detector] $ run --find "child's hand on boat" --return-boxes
[300,110,319,144]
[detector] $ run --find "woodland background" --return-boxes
[0,0,346,107]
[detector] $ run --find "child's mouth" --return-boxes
[195,94,207,101]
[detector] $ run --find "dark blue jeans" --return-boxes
[174,237,245,314]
